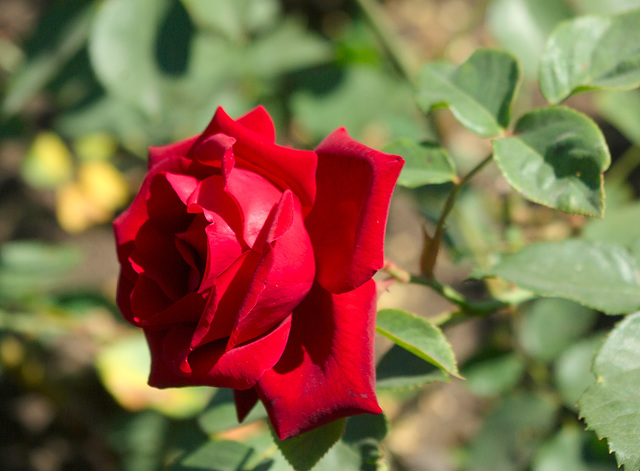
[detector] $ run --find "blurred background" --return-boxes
[2,0,640,470]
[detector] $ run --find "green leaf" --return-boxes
[375,345,449,390]
[554,335,602,408]
[583,202,640,247]
[416,48,520,137]
[492,107,610,217]
[342,414,389,469]
[467,393,558,471]
[517,298,598,362]
[532,426,618,471]
[376,308,459,376]
[486,0,572,79]
[198,389,267,436]
[579,312,640,471]
[383,139,457,188]
[484,239,640,314]
[539,9,640,104]
[596,90,640,145]
[463,353,527,397]
[89,0,168,116]
[272,419,345,471]
[170,440,254,471]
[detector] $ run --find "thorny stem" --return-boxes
[353,0,419,84]
[421,154,494,278]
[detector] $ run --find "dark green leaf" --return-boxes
[579,312,640,471]
[554,335,603,408]
[383,139,457,188]
[376,345,448,390]
[272,419,345,471]
[517,298,598,362]
[376,308,459,376]
[463,353,527,397]
[416,48,520,137]
[492,107,610,217]
[467,393,558,471]
[539,9,640,104]
[484,239,640,314]
[486,0,572,78]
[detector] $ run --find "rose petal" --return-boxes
[146,315,292,390]
[224,168,284,248]
[148,135,199,169]
[228,191,314,349]
[308,128,403,294]
[199,107,317,211]
[234,389,260,422]
[236,105,276,142]
[190,133,236,183]
[253,280,382,439]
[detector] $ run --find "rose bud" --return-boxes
[114,106,403,439]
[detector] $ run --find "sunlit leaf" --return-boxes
[416,48,520,137]
[492,107,610,217]
[554,335,603,408]
[539,9,640,104]
[376,345,448,390]
[383,139,457,188]
[22,132,74,189]
[484,239,640,314]
[376,309,459,376]
[595,90,640,145]
[579,312,640,471]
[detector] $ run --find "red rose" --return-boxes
[114,106,403,439]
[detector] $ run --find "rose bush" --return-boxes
[114,106,403,439]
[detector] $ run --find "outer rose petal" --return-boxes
[148,135,199,169]
[200,107,317,211]
[145,315,292,390]
[236,106,276,142]
[251,280,382,440]
[307,128,403,294]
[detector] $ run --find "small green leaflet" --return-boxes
[383,139,457,188]
[417,48,520,137]
[579,312,640,471]
[539,8,640,104]
[483,239,640,314]
[376,309,459,377]
[492,107,610,217]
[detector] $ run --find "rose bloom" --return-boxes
[114,106,403,439]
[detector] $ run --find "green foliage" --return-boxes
[416,49,520,137]
[271,419,346,471]
[579,312,640,471]
[384,139,458,188]
[539,9,640,104]
[492,107,610,217]
[375,344,449,390]
[463,353,527,398]
[516,298,598,363]
[485,239,640,314]
[376,308,459,376]
[466,393,558,471]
